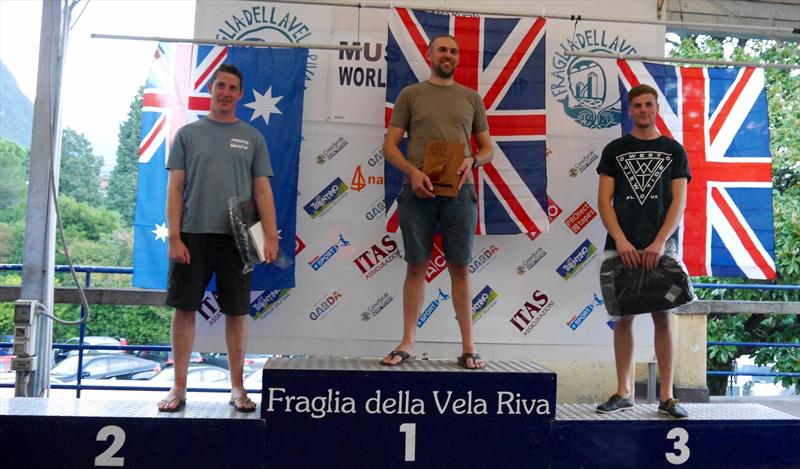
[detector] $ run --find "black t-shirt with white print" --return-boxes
[596,134,691,251]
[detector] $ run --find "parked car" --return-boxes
[53,336,124,363]
[51,354,161,382]
[200,353,272,376]
[730,355,797,397]
[148,364,230,386]
[135,348,204,367]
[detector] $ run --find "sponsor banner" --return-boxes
[251,288,293,320]
[309,234,350,271]
[310,291,343,320]
[569,150,600,177]
[516,247,547,276]
[353,235,401,278]
[361,292,394,321]
[198,292,224,326]
[295,236,306,255]
[567,293,604,330]
[556,239,598,280]
[417,289,450,328]
[364,196,387,222]
[471,285,498,324]
[303,177,349,219]
[547,197,563,222]
[509,290,556,336]
[564,202,598,235]
[351,164,385,193]
[469,245,499,275]
[425,235,447,283]
[315,137,349,165]
[328,32,387,124]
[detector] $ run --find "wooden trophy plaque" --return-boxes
[422,139,465,197]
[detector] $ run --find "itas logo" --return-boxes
[364,196,386,222]
[565,202,598,234]
[567,293,604,331]
[353,235,401,278]
[569,150,600,177]
[295,235,306,255]
[303,177,348,219]
[551,29,639,129]
[309,234,350,271]
[367,146,385,167]
[250,288,292,320]
[556,239,597,280]
[516,247,547,276]
[315,137,348,165]
[309,291,342,320]
[350,164,385,192]
[509,289,555,336]
[426,235,447,283]
[198,292,223,326]
[471,285,498,324]
[547,197,563,222]
[362,292,394,321]
[417,288,450,328]
[469,245,499,274]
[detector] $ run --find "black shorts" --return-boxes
[165,233,252,316]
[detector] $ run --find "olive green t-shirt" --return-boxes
[389,81,489,183]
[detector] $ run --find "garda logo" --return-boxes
[367,146,385,167]
[509,289,555,336]
[309,234,350,271]
[250,288,292,320]
[364,197,386,222]
[316,137,348,165]
[471,285,498,324]
[565,202,598,235]
[417,288,450,328]
[338,41,386,88]
[516,247,547,276]
[469,245,499,274]
[353,235,401,278]
[551,29,639,129]
[362,292,394,321]
[351,164,384,192]
[303,177,348,219]
[569,150,600,177]
[213,4,319,84]
[567,293,604,331]
[556,239,597,280]
[425,235,447,283]
[309,291,342,320]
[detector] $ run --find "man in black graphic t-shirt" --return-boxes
[595,84,691,419]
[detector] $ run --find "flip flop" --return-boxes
[229,396,257,413]
[381,350,415,366]
[457,352,485,370]
[157,395,186,413]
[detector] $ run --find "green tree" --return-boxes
[0,138,28,223]
[106,88,143,225]
[669,35,800,394]
[59,128,103,205]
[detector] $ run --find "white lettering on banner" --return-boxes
[432,391,488,415]
[496,392,551,415]
[265,388,357,419]
[366,390,426,415]
[338,41,387,88]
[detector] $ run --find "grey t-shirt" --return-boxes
[390,81,489,183]
[167,118,272,234]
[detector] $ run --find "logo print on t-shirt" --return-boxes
[616,152,673,205]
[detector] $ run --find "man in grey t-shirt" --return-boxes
[157,64,279,413]
[382,35,494,369]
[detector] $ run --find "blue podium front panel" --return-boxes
[260,357,557,469]
[0,398,265,469]
[549,403,800,469]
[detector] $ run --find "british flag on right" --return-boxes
[618,59,776,280]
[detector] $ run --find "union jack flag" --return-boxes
[133,43,307,291]
[384,8,549,235]
[618,60,775,279]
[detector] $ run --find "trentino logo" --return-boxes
[556,239,597,280]
[309,234,350,271]
[417,288,450,328]
[471,285,498,324]
[567,293,604,330]
[617,152,673,205]
[551,29,639,129]
[303,177,348,218]
[250,288,292,320]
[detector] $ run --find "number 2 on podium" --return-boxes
[399,423,416,462]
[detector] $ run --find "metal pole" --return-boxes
[91,34,360,51]
[16,0,71,397]
[564,51,800,71]
[647,362,657,404]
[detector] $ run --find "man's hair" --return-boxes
[627,84,658,102]
[210,64,243,89]
[428,34,457,52]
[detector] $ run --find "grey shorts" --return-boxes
[397,184,477,266]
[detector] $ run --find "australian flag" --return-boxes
[132,44,307,290]
[384,8,549,235]
[618,60,775,279]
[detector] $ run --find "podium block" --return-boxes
[260,357,557,469]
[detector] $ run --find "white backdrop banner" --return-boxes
[191,1,665,362]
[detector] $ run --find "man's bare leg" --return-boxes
[613,316,635,398]
[226,314,255,411]
[448,262,483,369]
[382,262,427,365]
[651,312,674,402]
[158,308,195,410]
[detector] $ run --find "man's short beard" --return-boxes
[433,65,455,78]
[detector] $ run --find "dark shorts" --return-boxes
[165,233,252,316]
[397,184,478,266]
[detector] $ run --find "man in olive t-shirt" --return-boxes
[382,34,494,369]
